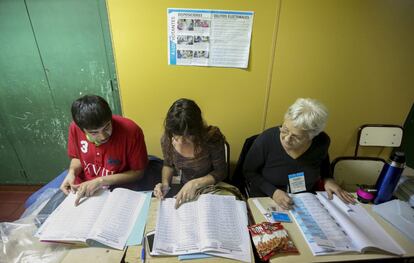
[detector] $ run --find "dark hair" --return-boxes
[71,95,112,130]
[164,98,207,154]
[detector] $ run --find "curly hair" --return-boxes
[284,98,328,139]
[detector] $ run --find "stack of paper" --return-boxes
[152,194,252,262]
[373,199,414,243]
[36,188,150,250]
[290,192,405,256]
[395,175,414,206]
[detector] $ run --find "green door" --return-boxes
[0,0,120,184]
[26,0,121,126]
[0,0,65,184]
[0,115,26,183]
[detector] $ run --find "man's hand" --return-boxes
[60,172,76,195]
[324,178,355,204]
[154,183,170,200]
[272,189,294,210]
[72,178,103,206]
[175,180,198,209]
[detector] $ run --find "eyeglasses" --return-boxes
[279,126,308,144]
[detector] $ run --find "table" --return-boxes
[124,198,254,263]
[61,247,125,263]
[248,197,414,262]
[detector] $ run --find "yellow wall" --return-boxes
[106,0,280,162]
[266,0,414,159]
[106,0,414,164]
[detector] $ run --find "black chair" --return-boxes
[112,155,163,192]
[231,134,259,198]
[224,140,231,179]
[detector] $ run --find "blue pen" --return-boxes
[141,234,146,263]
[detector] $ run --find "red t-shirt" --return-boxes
[67,115,148,183]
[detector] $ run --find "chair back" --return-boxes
[355,124,403,156]
[224,140,231,178]
[231,134,259,198]
[331,157,385,192]
[332,124,403,192]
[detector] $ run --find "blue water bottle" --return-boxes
[374,151,405,204]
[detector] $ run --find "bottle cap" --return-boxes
[390,151,405,164]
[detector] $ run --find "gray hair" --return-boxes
[284,98,328,139]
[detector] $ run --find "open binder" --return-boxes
[290,192,405,256]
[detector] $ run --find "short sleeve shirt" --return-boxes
[67,115,148,183]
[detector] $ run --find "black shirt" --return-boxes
[243,126,332,197]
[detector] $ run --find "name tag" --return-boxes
[288,172,306,193]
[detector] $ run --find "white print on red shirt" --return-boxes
[83,161,115,177]
[81,140,88,153]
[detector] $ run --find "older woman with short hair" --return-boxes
[243,98,354,209]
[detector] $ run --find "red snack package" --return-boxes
[248,222,298,261]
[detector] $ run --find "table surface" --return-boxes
[60,195,414,263]
[61,247,125,263]
[247,197,414,263]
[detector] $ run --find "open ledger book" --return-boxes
[153,194,252,262]
[35,188,146,250]
[290,192,405,256]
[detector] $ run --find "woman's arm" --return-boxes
[174,136,226,208]
[243,133,279,197]
[154,165,175,199]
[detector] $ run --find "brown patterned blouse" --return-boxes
[161,126,227,184]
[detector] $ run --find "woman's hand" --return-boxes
[154,183,170,199]
[72,178,104,206]
[272,189,293,210]
[324,178,355,204]
[175,180,198,209]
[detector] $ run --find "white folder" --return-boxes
[373,199,414,243]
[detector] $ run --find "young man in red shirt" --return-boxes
[60,95,148,205]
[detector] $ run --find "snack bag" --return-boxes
[248,222,298,261]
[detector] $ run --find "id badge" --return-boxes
[288,172,306,193]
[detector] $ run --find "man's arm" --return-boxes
[101,169,144,186]
[73,169,145,206]
[60,158,82,195]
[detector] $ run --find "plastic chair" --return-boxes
[331,157,385,192]
[354,124,403,157]
[331,124,403,192]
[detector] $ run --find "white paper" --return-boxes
[36,188,147,250]
[167,8,254,68]
[290,193,354,255]
[36,190,108,242]
[373,199,414,243]
[153,194,251,262]
[88,188,146,249]
[289,192,405,256]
